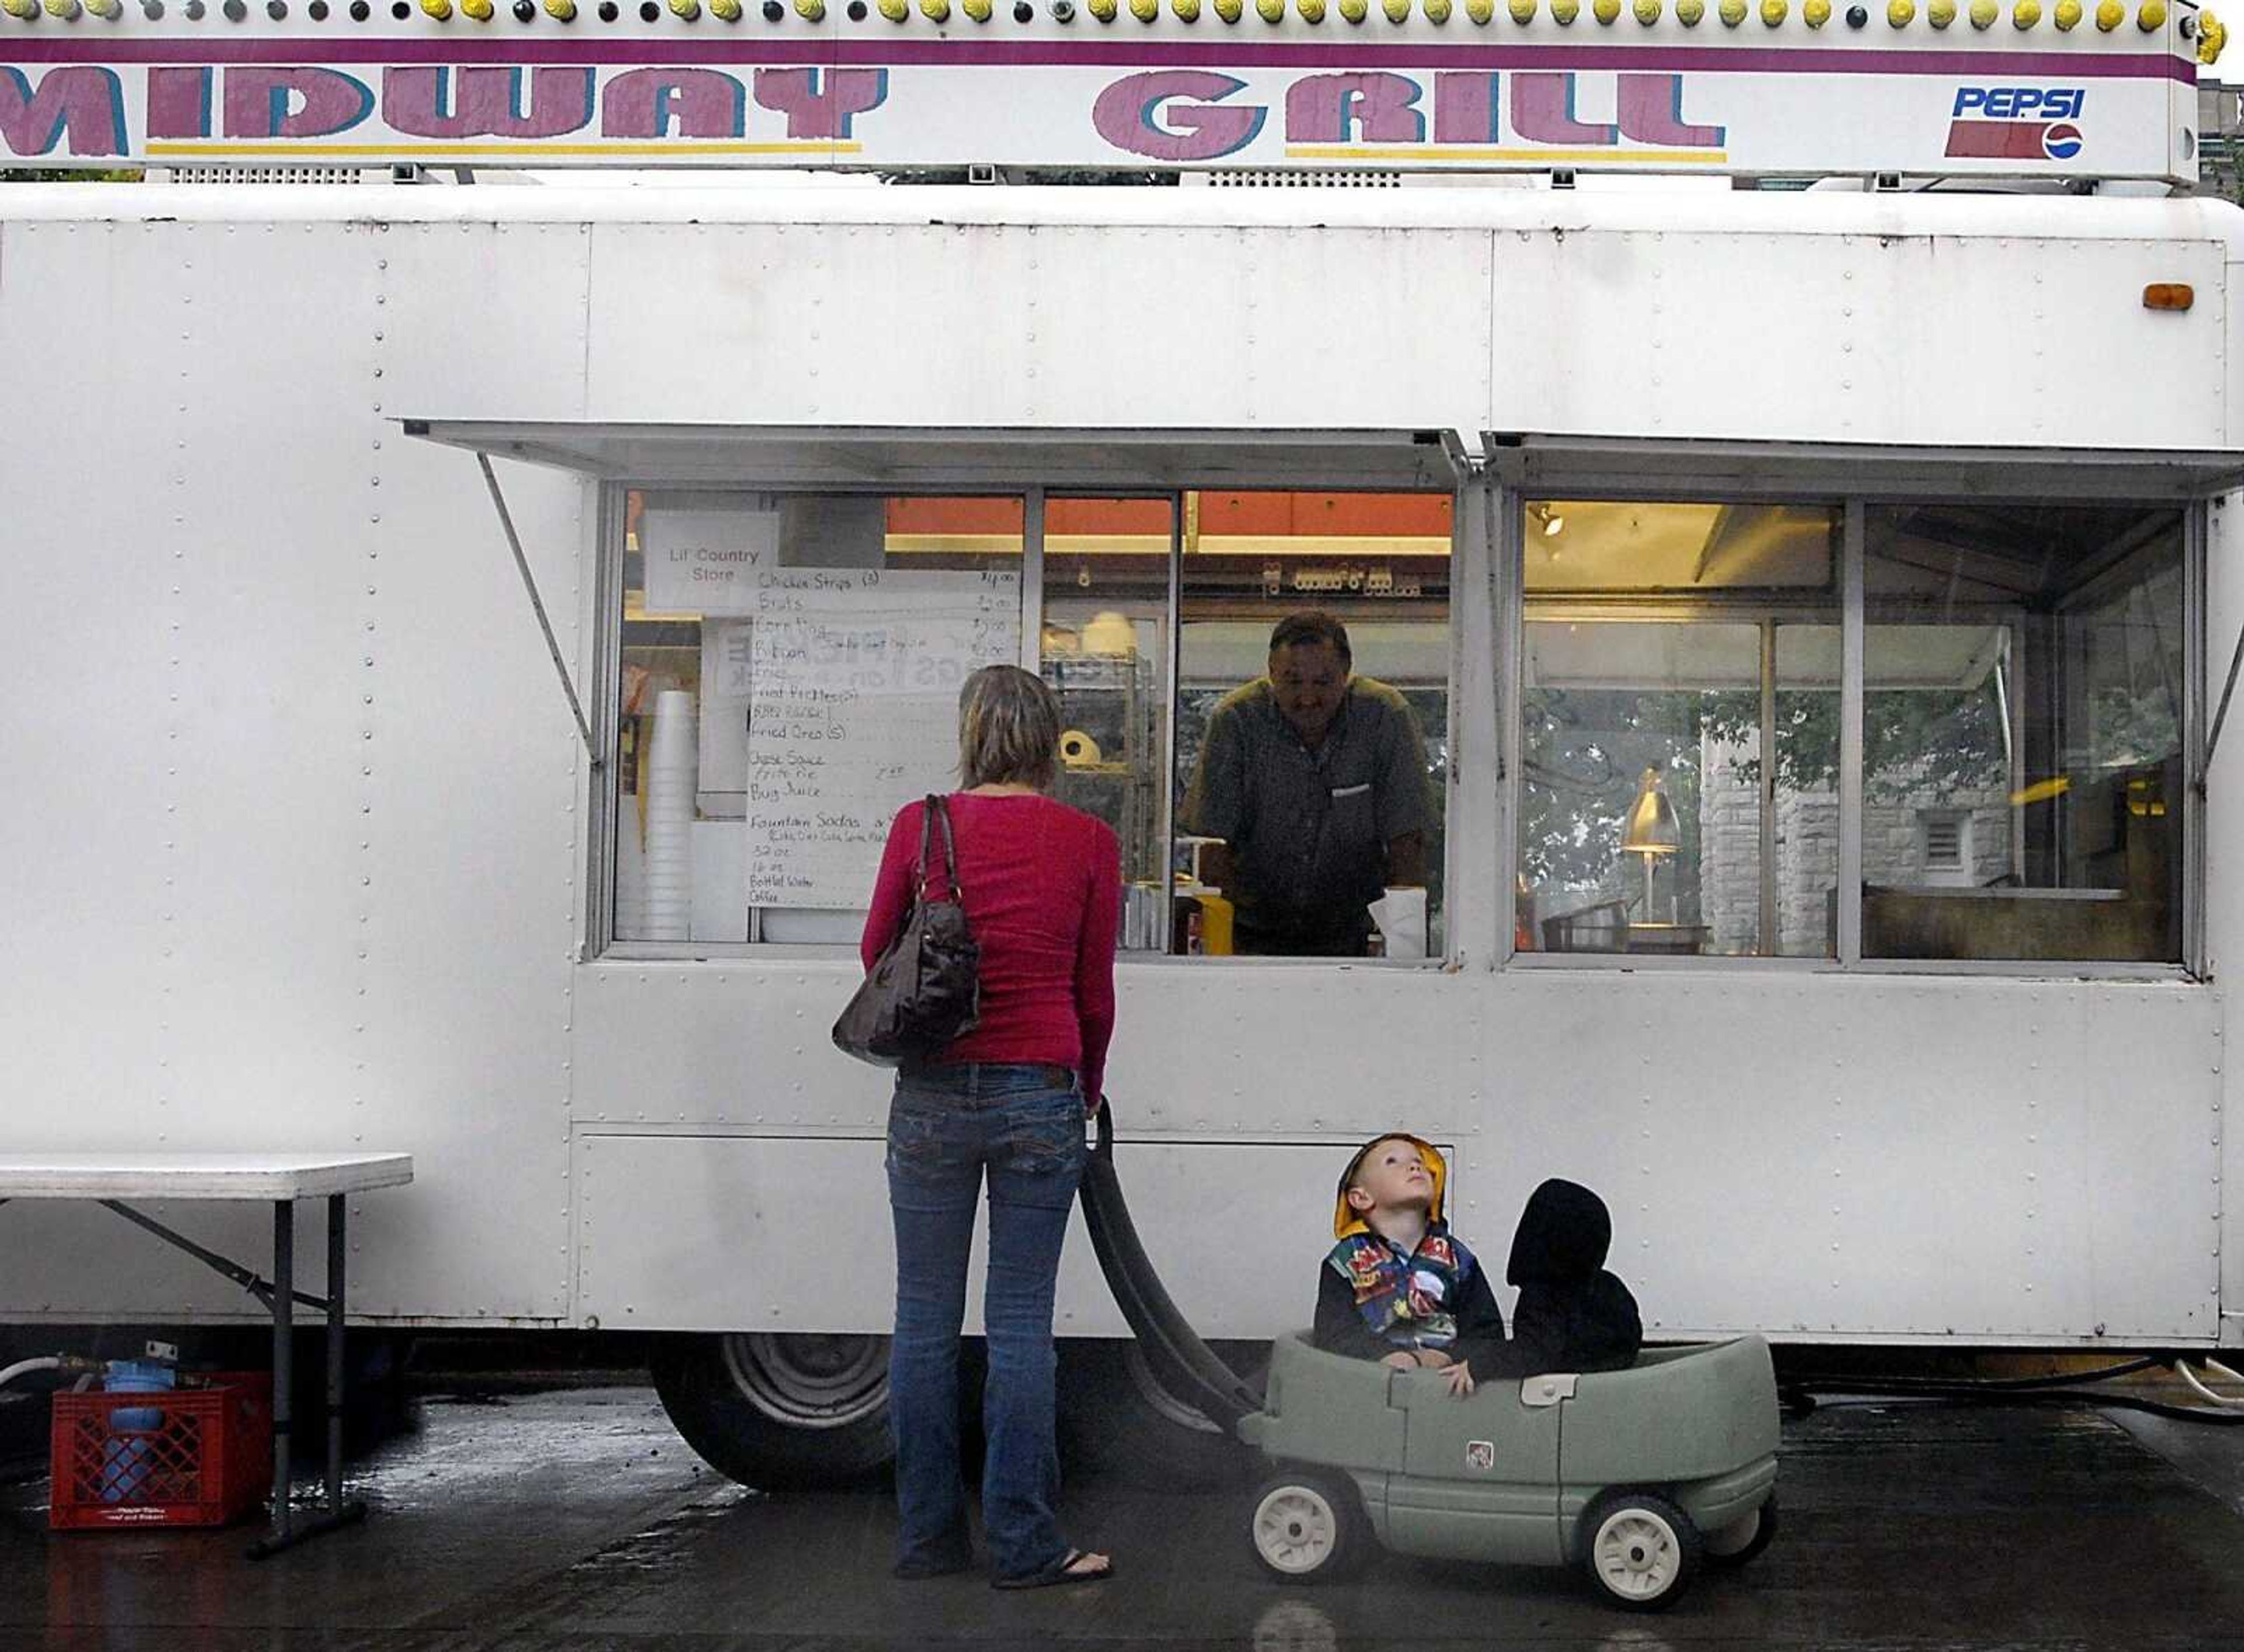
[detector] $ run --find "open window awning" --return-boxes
[399,421,1469,490]
[1482,432,2244,503]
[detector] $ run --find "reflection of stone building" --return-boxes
[1699,734,2008,956]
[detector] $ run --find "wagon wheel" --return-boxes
[1703,1495,1778,1569]
[1248,1470,1364,1582]
[1581,1490,1702,1611]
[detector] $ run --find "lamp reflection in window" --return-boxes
[1620,766,1681,919]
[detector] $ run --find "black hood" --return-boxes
[1505,1178,1613,1287]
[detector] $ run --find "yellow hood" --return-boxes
[1332,1133,1449,1238]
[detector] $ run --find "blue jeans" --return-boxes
[886,1062,1086,1581]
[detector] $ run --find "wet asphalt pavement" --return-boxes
[7,1381,2244,1651]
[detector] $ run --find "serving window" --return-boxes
[1858,503,2186,964]
[605,483,1453,962]
[1510,491,2197,970]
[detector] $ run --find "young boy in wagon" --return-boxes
[1313,1133,1642,1394]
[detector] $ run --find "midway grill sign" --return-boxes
[0,7,2210,181]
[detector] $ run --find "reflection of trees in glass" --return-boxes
[1696,688,2010,799]
[1522,682,2013,900]
[1521,689,1722,902]
[2080,564,2184,770]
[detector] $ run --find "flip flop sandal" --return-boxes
[992,1547,1114,1591]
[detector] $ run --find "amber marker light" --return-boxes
[2144,284,2195,311]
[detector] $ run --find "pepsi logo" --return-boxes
[2043,123,2084,161]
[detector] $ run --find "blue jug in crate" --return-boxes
[98,1360,175,1504]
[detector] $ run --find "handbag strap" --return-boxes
[913,794,965,905]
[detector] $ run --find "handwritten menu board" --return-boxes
[743,569,1021,910]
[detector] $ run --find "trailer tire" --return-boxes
[1580,1490,1701,1612]
[1702,1495,1777,1568]
[1055,1339,1256,1491]
[650,1332,896,1491]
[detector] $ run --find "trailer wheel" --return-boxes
[1703,1495,1778,1568]
[650,1332,895,1491]
[1581,1490,1701,1611]
[1248,1470,1363,1582]
[1056,1339,1256,1491]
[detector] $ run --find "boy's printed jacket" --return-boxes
[1314,1224,1509,1374]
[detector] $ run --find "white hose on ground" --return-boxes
[0,1356,65,1390]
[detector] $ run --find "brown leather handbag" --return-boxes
[832,795,982,1066]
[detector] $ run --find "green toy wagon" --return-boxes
[1236,1330,1781,1611]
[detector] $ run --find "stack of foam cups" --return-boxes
[642,690,697,941]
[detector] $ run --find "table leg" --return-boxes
[247,1196,369,1559]
[326,1193,345,1511]
[266,1200,295,1546]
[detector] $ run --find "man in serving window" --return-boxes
[1181,611,1429,957]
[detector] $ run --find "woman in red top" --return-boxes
[863,664,1120,1590]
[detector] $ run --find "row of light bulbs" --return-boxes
[0,0,2212,23]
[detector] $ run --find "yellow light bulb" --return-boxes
[1552,0,1578,18]
[1216,0,1242,15]
[923,0,951,18]
[875,0,906,15]
[1804,0,1829,18]
[5,0,43,18]
[86,0,121,14]
[544,0,579,16]
[1593,0,1618,17]
[2053,0,2080,21]
[1887,0,1913,18]
[2137,0,2166,24]
[665,0,697,15]
[1928,0,1953,19]
[1425,0,1452,16]
[2013,0,2039,21]
[1506,0,1532,15]
[1338,0,1367,17]
[2095,0,2122,22]
[418,0,452,16]
[1968,0,1995,20]
[2200,11,2228,57]
[1386,0,1411,17]
[712,0,742,16]
[1256,0,1282,15]
[1634,0,1660,16]
[795,0,823,13]
[1169,0,1196,14]
[1760,0,1786,19]
[1677,0,1703,16]
[1719,0,1747,20]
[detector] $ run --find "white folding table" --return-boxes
[0,1152,413,1557]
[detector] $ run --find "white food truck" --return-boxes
[5,2,2243,1484]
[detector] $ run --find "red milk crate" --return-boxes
[49,1373,273,1530]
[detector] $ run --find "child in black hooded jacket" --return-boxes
[1459,1177,1643,1395]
